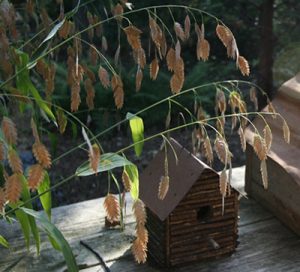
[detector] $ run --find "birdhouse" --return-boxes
[245,73,300,235]
[140,139,239,267]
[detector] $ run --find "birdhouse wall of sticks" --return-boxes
[140,138,239,267]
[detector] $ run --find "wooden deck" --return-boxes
[1,166,300,271]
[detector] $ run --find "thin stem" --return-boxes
[77,37,116,75]
[2,111,279,217]
[0,4,231,90]
[52,80,261,163]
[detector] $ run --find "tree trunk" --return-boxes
[258,0,274,106]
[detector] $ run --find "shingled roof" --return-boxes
[139,138,218,221]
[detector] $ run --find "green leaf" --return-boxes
[15,50,56,123]
[37,172,52,220]
[76,153,133,176]
[21,208,78,272]
[126,112,144,157]
[41,19,65,44]
[9,202,31,249]
[0,235,9,248]
[71,121,78,140]
[124,164,139,200]
[20,175,41,254]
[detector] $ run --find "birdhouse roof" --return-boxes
[139,138,218,221]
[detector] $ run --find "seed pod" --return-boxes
[32,142,52,168]
[104,193,119,223]
[158,175,169,200]
[1,117,17,145]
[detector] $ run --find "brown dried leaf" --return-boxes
[238,126,246,152]
[170,73,184,94]
[32,142,52,168]
[135,66,143,92]
[195,23,201,39]
[5,173,22,203]
[135,48,146,69]
[83,64,96,83]
[203,137,213,165]
[197,106,206,123]
[253,134,267,161]
[98,66,110,89]
[283,120,290,144]
[56,109,67,134]
[216,24,232,48]
[31,118,40,143]
[197,38,210,61]
[113,3,123,22]
[175,40,181,60]
[58,20,71,39]
[267,102,277,118]
[158,175,169,200]
[216,117,225,135]
[89,144,100,174]
[84,78,95,110]
[227,37,238,59]
[260,159,268,189]
[8,148,23,174]
[133,199,146,226]
[184,15,191,40]
[149,16,163,56]
[174,56,184,76]
[216,89,226,113]
[220,169,227,197]
[111,74,124,109]
[136,225,148,245]
[149,58,159,80]
[238,56,250,76]
[102,36,108,52]
[166,48,176,72]
[114,45,121,65]
[122,170,131,192]
[263,125,272,152]
[123,25,142,50]
[104,194,120,223]
[28,164,45,190]
[71,84,81,112]
[1,117,17,145]
[174,22,185,41]
[214,138,232,165]
[132,238,147,264]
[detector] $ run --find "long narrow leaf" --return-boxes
[0,235,9,248]
[9,202,31,249]
[21,208,78,272]
[20,175,41,254]
[126,113,144,157]
[41,19,65,44]
[15,50,56,122]
[125,164,139,200]
[76,153,133,176]
[37,172,52,220]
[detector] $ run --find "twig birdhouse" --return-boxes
[140,139,239,267]
[245,73,300,235]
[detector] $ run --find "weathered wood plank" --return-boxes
[1,167,300,272]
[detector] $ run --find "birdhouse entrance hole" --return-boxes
[197,205,213,223]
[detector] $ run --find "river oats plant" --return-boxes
[0,0,290,269]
